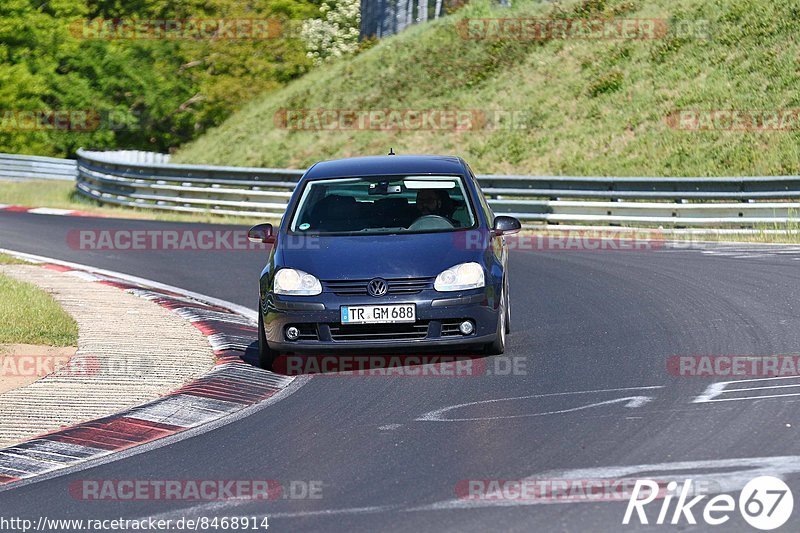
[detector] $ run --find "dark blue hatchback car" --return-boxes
[248,155,521,369]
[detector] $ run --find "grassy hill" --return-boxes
[174,0,800,177]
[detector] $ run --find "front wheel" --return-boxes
[484,291,507,355]
[258,308,278,370]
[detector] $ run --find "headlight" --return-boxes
[434,262,485,292]
[274,268,322,296]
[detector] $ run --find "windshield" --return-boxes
[289,175,476,235]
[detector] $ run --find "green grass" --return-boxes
[0,180,278,226]
[174,0,800,177]
[0,253,26,265]
[0,271,78,346]
[711,232,800,244]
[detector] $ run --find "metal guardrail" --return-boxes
[481,175,800,226]
[75,149,304,218]
[0,153,76,182]
[4,150,800,228]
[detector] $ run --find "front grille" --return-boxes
[441,319,465,337]
[328,321,430,341]
[322,277,435,296]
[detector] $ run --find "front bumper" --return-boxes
[261,289,499,352]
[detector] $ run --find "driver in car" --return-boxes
[415,188,458,226]
[415,189,443,216]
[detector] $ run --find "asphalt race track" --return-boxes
[2,210,800,531]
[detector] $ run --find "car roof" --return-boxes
[303,155,467,180]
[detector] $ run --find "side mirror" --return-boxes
[492,216,522,236]
[248,223,275,243]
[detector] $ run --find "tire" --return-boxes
[484,289,507,355]
[258,308,278,370]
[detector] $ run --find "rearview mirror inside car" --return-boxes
[369,181,402,195]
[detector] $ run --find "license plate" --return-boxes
[340,304,416,324]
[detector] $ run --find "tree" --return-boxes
[0,0,322,156]
[300,0,360,65]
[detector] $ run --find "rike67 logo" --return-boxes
[623,476,793,530]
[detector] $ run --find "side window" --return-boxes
[466,164,494,221]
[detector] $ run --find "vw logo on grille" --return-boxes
[367,278,388,297]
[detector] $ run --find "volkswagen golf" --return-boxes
[248,155,521,369]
